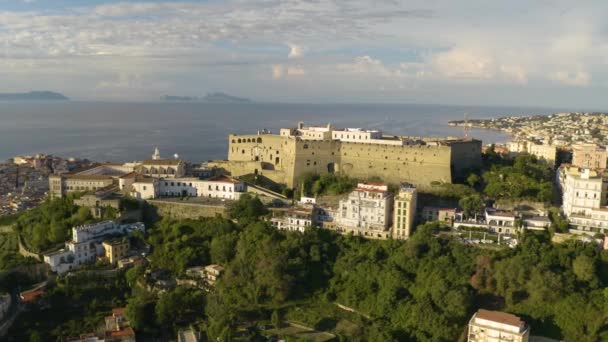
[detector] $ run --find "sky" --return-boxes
[0,0,607,108]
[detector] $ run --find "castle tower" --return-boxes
[152,147,161,160]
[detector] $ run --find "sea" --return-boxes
[0,102,568,163]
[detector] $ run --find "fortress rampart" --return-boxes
[214,123,481,189]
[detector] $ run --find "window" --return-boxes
[143,186,147,190]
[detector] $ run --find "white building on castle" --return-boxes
[336,182,394,236]
[129,175,246,200]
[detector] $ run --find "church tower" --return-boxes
[152,147,161,160]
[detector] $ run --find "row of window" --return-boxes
[232,137,263,143]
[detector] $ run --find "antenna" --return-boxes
[463,113,470,139]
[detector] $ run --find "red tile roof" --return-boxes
[112,307,126,316]
[20,288,44,303]
[109,327,135,337]
[475,309,526,328]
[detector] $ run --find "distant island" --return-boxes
[161,95,198,102]
[0,91,69,101]
[161,92,252,103]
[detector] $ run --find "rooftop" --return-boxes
[205,264,225,272]
[141,159,182,166]
[20,287,45,303]
[474,309,526,329]
[207,175,240,184]
[119,171,140,179]
[108,327,135,338]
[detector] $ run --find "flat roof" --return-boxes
[207,175,240,184]
[141,159,182,166]
[475,309,526,328]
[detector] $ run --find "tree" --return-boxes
[227,193,268,225]
[210,233,238,264]
[467,173,480,188]
[458,194,484,219]
[125,265,145,286]
[102,206,119,220]
[125,295,155,331]
[573,255,596,282]
[271,309,282,329]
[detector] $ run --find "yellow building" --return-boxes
[392,184,417,240]
[49,174,115,198]
[102,237,130,264]
[211,122,482,190]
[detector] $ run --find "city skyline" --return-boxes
[0,0,607,108]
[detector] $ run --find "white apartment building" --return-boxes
[337,182,393,232]
[199,175,246,199]
[468,309,530,342]
[331,128,382,142]
[280,122,334,140]
[559,167,607,216]
[392,184,417,240]
[130,175,246,200]
[271,207,315,232]
[507,140,557,166]
[44,221,145,274]
[558,167,608,233]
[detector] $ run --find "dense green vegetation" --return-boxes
[14,196,96,252]
[0,233,34,270]
[0,150,599,341]
[299,172,357,197]
[127,197,608,340]
[482,154,555,202]
[147,216,241,274]
[7,273,131,341]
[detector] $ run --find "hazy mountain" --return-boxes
[161,95,198,101]
[0,91,69,101]
[201,92,251,103]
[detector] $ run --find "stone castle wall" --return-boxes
[147,200,227,220]
[222,133,481,189]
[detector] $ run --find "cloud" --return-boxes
[499,65,528,84]
[288,43,304,58]
[272,65,306,79]
[432,48,495,80]
[550,70,591,86]
[0,0,607,105]
[339,56,391,76]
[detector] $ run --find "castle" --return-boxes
[209,122,482,189]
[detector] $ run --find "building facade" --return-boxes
[507,140,557,166]
[129,175,246,200]
[558,166,608,233]
[468,309,530,342]
[337,182,393,232]
[392,184,417,240]
[421,207,459,224]
[102,237,130,264]
[211,122,482,189]
[271,207,316,232]
[572,143,608,169]
[44,221,145,274]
